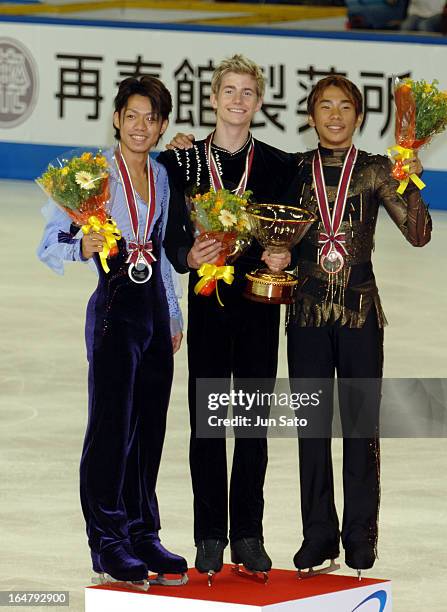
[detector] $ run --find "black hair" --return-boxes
[307,75,363,118]
[113,76,172,140]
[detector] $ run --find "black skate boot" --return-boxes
[293,539,340,579]
[344,540,376,580]
[195,539,226,586]
[91,542,149,591]
[231,538,271,583]
[133,537,188,586]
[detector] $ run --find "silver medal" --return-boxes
[128,255,152,284]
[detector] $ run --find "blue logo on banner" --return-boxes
[352,589,388,611]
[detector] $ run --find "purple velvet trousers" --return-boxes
[80,239,173,559]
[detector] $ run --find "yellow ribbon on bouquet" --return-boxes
[387,145,426,195]
[81,215,121,273]
[194,263,235,307]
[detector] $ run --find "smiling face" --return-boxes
[309,85,363,149]
[210,72,263,129]
[113,94,168,157]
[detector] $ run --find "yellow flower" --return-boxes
[38,175,53,191]
[218,209,237,228]
[237,213,250,231]
[81,152,93,162]
[212,198,224,214]
[94,155,108,168]
[424,83,433,93]
[75,171,96,190]
[61,167,69,176]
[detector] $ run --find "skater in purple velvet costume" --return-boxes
[38,77,188,589]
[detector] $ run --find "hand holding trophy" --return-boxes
[243,203,316,304]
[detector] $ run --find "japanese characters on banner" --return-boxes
[1,20,447,171]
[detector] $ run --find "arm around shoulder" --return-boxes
[158,153,194,273]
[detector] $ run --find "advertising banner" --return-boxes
[1,18,446,208]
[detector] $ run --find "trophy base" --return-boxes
[244,270,298,305]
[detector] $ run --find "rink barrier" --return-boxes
[1,141,445,211]
[1,15,447,210]
[2,12,447,44]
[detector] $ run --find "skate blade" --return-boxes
[148,573,189,586]
[92,573,150,592]
[207,570,215,587]
[297,559,340,579]
[232,564,269,584]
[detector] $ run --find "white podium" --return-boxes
[85,564,392,611]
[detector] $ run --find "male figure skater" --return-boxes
[287,75,431,578]
[38,77,187,588]
[158,55,295,581]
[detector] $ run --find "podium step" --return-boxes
[85,564,392,611]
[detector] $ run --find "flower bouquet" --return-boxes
[388,77,447,194]
[36,150,121,272]
[189,188,252,305]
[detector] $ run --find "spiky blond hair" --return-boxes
[211,54,265,98]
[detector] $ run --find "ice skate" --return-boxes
[195,539,226,586]
[231,538,271,584]
[133,537,188,586]
[294,540,340,579]
[344,540,375,580]
[91,542,150,591]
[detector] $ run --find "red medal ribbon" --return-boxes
[126,241,156,265]
[114,145,157,267]
[205,131,254,195]
[312,145,358,262]
[318,231,348,255]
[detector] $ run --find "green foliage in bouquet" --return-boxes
[37,152,109,210]
[191,188,252,235]
[405,78,447,140]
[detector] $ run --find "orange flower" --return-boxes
[94,155,108,168]
[212,198,224,213]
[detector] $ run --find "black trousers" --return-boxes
[287,310,383,548]
[187,276,280,544]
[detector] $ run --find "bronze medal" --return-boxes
[312,146,358,275]
[320,245,345,275]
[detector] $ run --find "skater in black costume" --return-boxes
[286,75,431,579]
[159,55,296,583]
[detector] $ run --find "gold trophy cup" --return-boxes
[243,203,316,304]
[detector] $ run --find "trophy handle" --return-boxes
[228,242,242,258]
[227,235,252,262]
